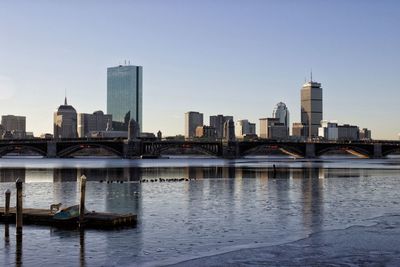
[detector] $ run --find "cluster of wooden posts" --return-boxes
[2,176,88,233]
[1,175,136,230]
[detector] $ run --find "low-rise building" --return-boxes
[319,121,359,141]
[259,118,288,139]
[223,119,235,141]
[1,115,26,139]
[235,120,256,139]
[77,111,112,138]
[195,126,217,140]
[359,128,372,140]
[210,115,233,139]
[292,122,306,139]
[338,124,359,141]
[318,120,338,141]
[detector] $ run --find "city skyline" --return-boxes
[0,1,399,139]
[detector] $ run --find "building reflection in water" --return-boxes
[53,169,78,182]
[293,168,325,233]
[16,231,22,267]
[79,230,86,267]
[0,168,26,183]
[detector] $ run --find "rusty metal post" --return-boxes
[16,179,23,235]
[79,175,87,227]
[4,189,11,215]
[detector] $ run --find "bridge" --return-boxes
[0,139,399,159]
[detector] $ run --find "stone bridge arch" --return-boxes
[143,141,221,157]
[238,142,305,158]
[315,144,372,158]
[0,144,47,157]
[382,145,400,157]
[57,143,123,157]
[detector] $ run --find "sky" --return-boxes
[0,0,399,139]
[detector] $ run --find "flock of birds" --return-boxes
[98,178,196,183]
[99,180,125,184]
[140,177,195,183]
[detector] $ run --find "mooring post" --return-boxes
[16,231,22,267]
[273,164,277,178]
[5,189,11,215]
[16,178,23,235]
[79,175,87,227]
[4,223,10,245]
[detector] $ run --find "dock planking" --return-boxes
[0,207,137,229]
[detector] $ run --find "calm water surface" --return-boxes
[0,156,400,266]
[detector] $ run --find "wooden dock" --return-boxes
[0,207,137,229]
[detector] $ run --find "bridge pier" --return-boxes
[222,142,240,159]
[46,141,57,158]
[373,143,383,158]
[305,143,316,158]
[123,141,142,158]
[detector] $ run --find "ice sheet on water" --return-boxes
[169,214,400,267]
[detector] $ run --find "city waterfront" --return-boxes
[1,156,400,266]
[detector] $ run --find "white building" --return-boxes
[319,120,360,141]
[318,120,338,140]
[235,119,256,139]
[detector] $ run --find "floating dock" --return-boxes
[0,207,137,229]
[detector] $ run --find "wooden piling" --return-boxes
[79,175,87,227]
[4,189,10,215]
[4,223,9,245]
[16,231,22,267]
[16,179,23,235]
[273,164,277,178]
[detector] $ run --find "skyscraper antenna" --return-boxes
[64,88,67,105]
[310,69,313,82]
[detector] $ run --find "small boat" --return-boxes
[53,205,86,220]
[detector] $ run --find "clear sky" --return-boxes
[0,0,399,139]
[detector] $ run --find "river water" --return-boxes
[1,156,400,266]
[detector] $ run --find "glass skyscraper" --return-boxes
[107,65,143,131]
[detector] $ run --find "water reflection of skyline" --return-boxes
[0,166,399,183]
[1,161,400,266]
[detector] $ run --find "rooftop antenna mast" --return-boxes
[64,88,67,105]
[310,69,313,82]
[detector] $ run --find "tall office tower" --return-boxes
[1,115,26,138]
[209,114,233,139]
[273,102,290,133]
[77,111,112,137]
[54,97,77,139]
[301,78,322,138]
[107,64,143,131]
[185,111,203,139]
